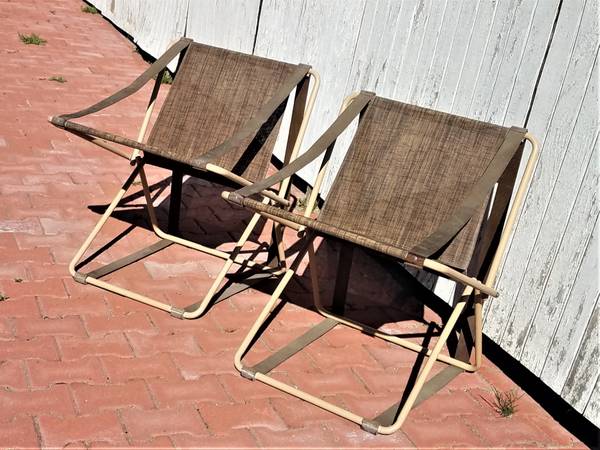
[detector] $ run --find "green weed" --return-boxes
[81,4,99,14]
[48,75,67,83]
[19,33,47,45]
[491,387,524,418]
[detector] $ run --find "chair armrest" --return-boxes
[224,90,375,206]
[50,38,191,127]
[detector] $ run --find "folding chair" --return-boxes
[50,38,319,319]
[223,91,539,434]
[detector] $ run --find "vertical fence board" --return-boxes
[518,71,599,374]
[484,0,595,339]
[101,0,188,59]
[416,0,463,108]
[541,217,599,392]
[583,376,600,426]
[467,0,521,121]
[253,0,368,185]
[561,301,600,413]
[186,0,260,53]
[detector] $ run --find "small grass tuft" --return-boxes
[18,33,47,45]
[491,386,524,417]
[48,75,67,83]
[0,293,8,301]
[81,4,99,14]
[296,196,308,210]
[14,278,23,283]
[160,71,173,85]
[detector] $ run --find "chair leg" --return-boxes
[234,238,480,434]
[137,167,277,273]
[234,234,315,371]
[167,169,183,234]
[70,164,283,317]
[170,198,285,320]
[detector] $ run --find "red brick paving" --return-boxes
[0,0,586,448]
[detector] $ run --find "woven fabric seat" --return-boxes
[147,43,299,181]
[49,38,318,321]
[319,97,511,269]
[226,91,538,435]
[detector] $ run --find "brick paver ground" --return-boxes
[0,0,586,448]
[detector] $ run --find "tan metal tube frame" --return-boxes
[233,94,540,434]
[69,69,320,319]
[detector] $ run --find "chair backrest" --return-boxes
[319,96,525,271]
[147,42,305,181]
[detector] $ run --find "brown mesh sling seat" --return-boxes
[223,91,539,434]
[49,38,319,319]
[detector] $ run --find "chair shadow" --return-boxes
[87,173,469,357]
[267,239,447,337]
[87,173,270,249]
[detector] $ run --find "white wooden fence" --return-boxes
[89,0,599,426]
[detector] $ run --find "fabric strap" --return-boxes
[229,91,376,203]
[51,41,311,172]
[410,126,527,258]
[192,64,311,169]
[250,318,338,375]
[51,38,192,126]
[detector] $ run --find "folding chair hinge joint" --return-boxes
[169,306,185,319]
[404,252,425,269]
[49,115,67,128]
[361,419,380,435]
[73,272,88,285]
[227,192,244,206]
[239,366,257,381]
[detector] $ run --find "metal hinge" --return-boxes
[169,306,185,319]
[73,272,88,284]
[239,366,257,381]
[361,419,380,435]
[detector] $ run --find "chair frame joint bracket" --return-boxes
[169,306,185,319]
[73,271,88,285]
[239,366,257,381]
[404,252,425,268]
[361,419,380,435]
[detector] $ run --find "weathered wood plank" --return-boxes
[435,0,480,112]
[343,0,405,97]
[406,0,448,105]
[392,0,433,102]
[560,299,600,413]
[416,0,464,108]
[186,0,260,53]
[484,0,596,339]
[583,375,600,426]
[495,14,598,358]
[482,0,542,124]
[467,0,521,121]
[541,215,599,392]
[450,0,498,116]
[497,0,561,125]
[92,0,188,70]
[253,0,368,188]
[377,0,426,101]
[518,67,599,374]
